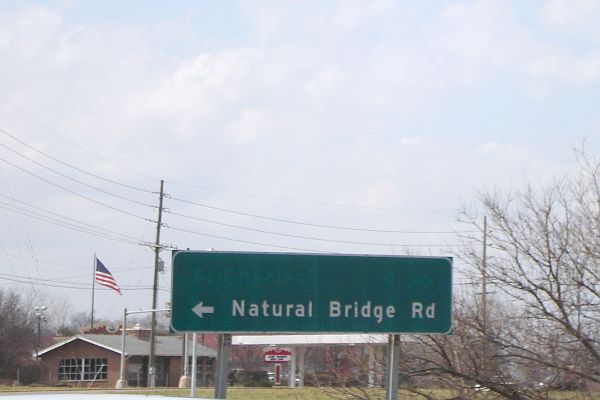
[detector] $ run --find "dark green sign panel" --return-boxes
[171,251,452,334]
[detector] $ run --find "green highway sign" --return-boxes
[170,251,452,334]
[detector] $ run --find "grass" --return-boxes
[126,387,345,399]
[0,386,361,399]
[2,386,600,400]
[0,386,448,399]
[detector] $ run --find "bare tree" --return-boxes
[406,294,532,399]
[55,311,90,336]
[230,345,264,371]
[428,150,600,398]
[315,152,600,400]
[0,289,35,383]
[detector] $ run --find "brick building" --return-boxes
[36,333,216,388]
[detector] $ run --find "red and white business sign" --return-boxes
[264,348,292,363]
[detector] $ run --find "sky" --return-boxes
[0,0,599,327]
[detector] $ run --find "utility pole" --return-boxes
[148,180,164,387]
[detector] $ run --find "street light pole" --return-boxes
[116,308,128,389]
[116,307,170,389]
[34,306,46,357]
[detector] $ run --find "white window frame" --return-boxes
[58,358,108,381]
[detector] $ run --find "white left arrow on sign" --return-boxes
[192,302,215,318]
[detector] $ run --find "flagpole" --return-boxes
[91,252,96,331]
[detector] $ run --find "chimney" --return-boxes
[128,323,151,341]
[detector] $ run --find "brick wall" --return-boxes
[39,339,121,388]
[39,337,186,388]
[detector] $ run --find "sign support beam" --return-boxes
[214,333,231,399]
[178,333,190,388]
[191,333,197,398]
[288,349,296,388]
[385,334,401,400]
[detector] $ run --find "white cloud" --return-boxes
[398,137,421,146]
[430,1,522,74]
[478,142,531,159]
[541,0,600,41]
[475,141,556,185]
[224,108,272,143]
[0,1,599,316]
[1,5,63,62]
[126,48,264,139]
[525,49,600,85]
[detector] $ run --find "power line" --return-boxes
[0,126,463,235]
[165,180,456,214]
[1,253,155,270]
[0,156,157,223]
[164,224,329,253]
[37,267,155,283]
[0,201,148,246]
[0,168,41,289]
[0,167,43,275]
[0,193,147,243]
[0,237,26,287]
[164,223,468,252]
[0,197,141,243]
[0,271,126,287]
[0,139,156,207]
[0,100,158,186]
[0,273,169,292]
[166,196,470,234]
[165,209,471,247]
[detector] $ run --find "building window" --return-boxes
[187,356,215,387]
[58,358,108,381]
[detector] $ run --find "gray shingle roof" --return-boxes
[38,334,216,358]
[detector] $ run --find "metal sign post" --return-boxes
[385,334,401,400]
[275,364,282,385]
[116,308,170,389]
[116,307,128,389]
[214,333,232,399]
[179,333,190,388]
[190,333,197,398]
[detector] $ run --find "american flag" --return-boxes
[95,258,121,295]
